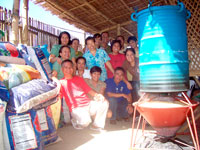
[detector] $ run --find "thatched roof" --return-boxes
[32,0,171,38]
[32,0,200,76]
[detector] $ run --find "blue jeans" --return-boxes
[108,97,129,120]
[130,81,140,102]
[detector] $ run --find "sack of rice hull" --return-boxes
[0,64,41,89]
[0,99,7,150]
[6,109,43,150]
[0,42,22,58]
[8,78,60,113]
[0,82,9,102]
[49,97,61,130]
[36,106,58,145]
[27,46,52,81]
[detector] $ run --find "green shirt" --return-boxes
[52,61,64,80]
[75,51,83,58]
[50,44,75,60]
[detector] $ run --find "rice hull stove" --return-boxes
[130,1,199,149]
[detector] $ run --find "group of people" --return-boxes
[50,31,140,131]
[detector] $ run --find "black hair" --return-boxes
[115,67,125,74]
[58,45,71,58]
[116,35,125,41]
[90,66,102,74]
[71,38,79,44]
[76,56,86,64]
[111,40,121,51]
[61,59,73,67]
[93,33,101,40]
[58,31,71,45]
[101,31,109,40]
[125,48,136,55]
[127,36,137,43]
[85,36,95,45]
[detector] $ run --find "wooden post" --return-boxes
[11,0,20,45]
[117,24,121,36]
[22,0,29,45]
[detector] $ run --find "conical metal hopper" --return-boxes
[136,100,198,137]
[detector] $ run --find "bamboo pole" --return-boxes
[117,24,121,36]
[22,0,29,45]
[11,0,20,45]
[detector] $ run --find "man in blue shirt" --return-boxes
[105,67,132,124]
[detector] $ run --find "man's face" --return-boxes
[117,36,124,46]
[114,70,124,84]
[129,40,137,49]
[101,33,109,44]
[77,59,86,71]
[62,62,74,76]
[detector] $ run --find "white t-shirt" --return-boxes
[76,69,91,79]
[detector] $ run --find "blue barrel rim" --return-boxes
[136,5,187,19]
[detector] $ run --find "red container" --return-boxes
[136,100,198,137]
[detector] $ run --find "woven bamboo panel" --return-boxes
[168,0,200,76]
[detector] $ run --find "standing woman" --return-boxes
[83,36,114,81]
[49,31,75,65]
[71,38,83,58]
[106,40,126,79]
[52,45,71,79]
[122,48,140,102]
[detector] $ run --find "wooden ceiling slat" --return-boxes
[43,0,98,33]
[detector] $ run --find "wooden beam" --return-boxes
[93,12,132,27]
[120,0,133,13]
[83,0,115,25]
[121,27,134,36]
[68,0,96,12]
[100,20,132,33]
[44,0,98,32]
[68,3,87,12]
[117,24,121,35]
[83,0,131,35]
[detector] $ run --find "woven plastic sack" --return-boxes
[0,64,41,89]
[27,46,52,81]
[0,99,7,150]
[6,109,43,150]
[8,79,60,113]
[0,42,22,58]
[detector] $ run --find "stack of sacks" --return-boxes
[0,42,25,65]
[18,44,61,129]
[25,45,52,81]
[0,42,62,149]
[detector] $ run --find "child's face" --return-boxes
[91,72,101,82]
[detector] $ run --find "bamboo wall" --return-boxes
[0,6,60,51]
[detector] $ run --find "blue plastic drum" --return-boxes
[131,2,190,92]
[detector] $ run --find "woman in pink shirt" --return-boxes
[106,40,126,79]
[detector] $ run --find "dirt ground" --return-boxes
[45,119,133,150]
[45,118,195,150]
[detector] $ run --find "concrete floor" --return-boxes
[45,119,134,150]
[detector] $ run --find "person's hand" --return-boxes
[127,104,133,114]
[126,82,133,90]
[122,94,131,102]
[57,57,62,64]
[94,93,105,102]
